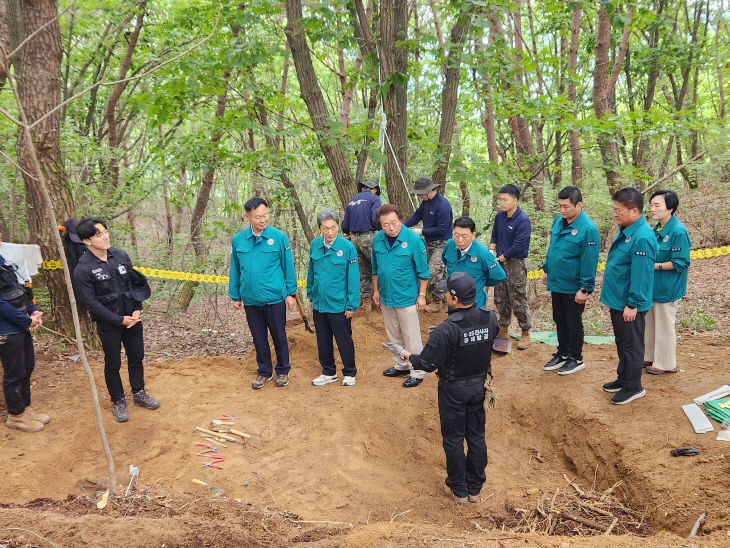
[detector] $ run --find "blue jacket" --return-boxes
[342,190,381,233]
[442,238,506,308]
[0,255,37,334]
[307,235,360,313]
[372,226,430,308]
[543,211,601,294]
[490,207,531,259]
[405,192,453,242]
[600,216,657,312]
[229,225,297,306]
[652,216,691,303]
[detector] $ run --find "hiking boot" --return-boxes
[496,325,509,340]
[467,494,480,503]
[543,353,567,371]
[342,376,356,386]
[275,374,290,387]
[24,407,50,425]
[112,397,129,422]
[517,329,531,350]
[252,374,274,389]
[133,389,160,410]
[602,379,622,393]
[6,410,44,432]
[611,387,646,405]
[383,367,410,377]
[558,358,585,376]
[312,374,338,386]
[425,302,443,313]
[443,483,468,504]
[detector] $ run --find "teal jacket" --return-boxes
[307,234,360,313]
[600,216,657,312]
[372,226,430,308]
[229,225,297,306]
[543,210,600,294]
[652,216,691,303]
[442,238,505,308]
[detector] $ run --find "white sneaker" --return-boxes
[312,374,338,386]
[342,376,356,386]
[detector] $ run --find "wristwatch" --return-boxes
[579,288,589,295]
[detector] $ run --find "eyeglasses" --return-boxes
[612,208,628,216]
[250,214,268,222]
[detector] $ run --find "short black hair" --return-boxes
[453,216,476,232]
[244,197,268,212]
[557,186,582,205]
[77,217,107,240]
[612,187,643,211]
[498,184,520,199]
[650,190,679,215]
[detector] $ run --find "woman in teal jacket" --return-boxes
[644,190,691,374]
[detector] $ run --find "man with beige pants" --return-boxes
[372,204,430,388]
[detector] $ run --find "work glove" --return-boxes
[483,375,497,411]
[382,342,406,360]
[670,446,699,457]
[411,227,423,236]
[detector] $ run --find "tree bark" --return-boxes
[379,0,412,214]
[6,0,75,334]
[284,0,356,210]
[716,0,725,119]
[430,3,474,192]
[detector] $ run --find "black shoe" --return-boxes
[602,379,622,393]
[611,387,646,405]
[383,367,410,377]
[543,353,567,371]
[403,376,423,387]
[558,358,585,376]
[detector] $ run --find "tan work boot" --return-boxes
[24,407,50,425]
[424,302,443,313]
[6,410,45,432]
[517,329,531,350]
[496,325,509,340]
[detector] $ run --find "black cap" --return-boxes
[437,271,476,303]
[63,218,83,243]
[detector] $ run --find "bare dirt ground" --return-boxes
[0,255,729,547]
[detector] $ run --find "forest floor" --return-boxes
[0,255,729,547]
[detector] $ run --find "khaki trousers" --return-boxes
[644,300,679,371]
[382,304,425,379]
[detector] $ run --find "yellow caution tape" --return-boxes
[40,245,730,285]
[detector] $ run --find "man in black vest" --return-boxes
[382,272,498,504]
[0,233,47,432]
[73,218,159,422]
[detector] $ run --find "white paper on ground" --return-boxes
[693,385,730,406]
[682,403,714,434]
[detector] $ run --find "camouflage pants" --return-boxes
[493,258,532,329]
[350,231,375,299]
[426,240,447,303]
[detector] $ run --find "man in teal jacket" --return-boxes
[442,216,505,308]
[229,197,297,389]
[307,208,360,387]
[542,187,600,376]
[372,204,430,387]
[600,188,657,405]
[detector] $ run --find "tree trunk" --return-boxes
[592,4,633,194]
[284,0,356,210]
[430,4,474,192]
[716,0,725,119]
[6,0,75,335]
[566,4,583,187]
[379,0,412,214]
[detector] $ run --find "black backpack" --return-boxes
[0,262,30,314]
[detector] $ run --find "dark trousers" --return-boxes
[438,376,487,497]
[97,321,145,403]
[610,308,646,392]
[313,309,356,377]
[552,292,585,360]
[0,331,35,415]
[244,301,290,377]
